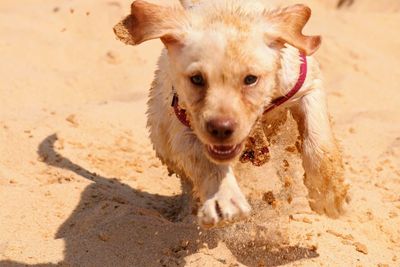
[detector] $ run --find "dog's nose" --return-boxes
[206,118,236,140]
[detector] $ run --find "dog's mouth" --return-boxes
[206,143,243,162]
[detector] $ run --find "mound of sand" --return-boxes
[0,0,399,266]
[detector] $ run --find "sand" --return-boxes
[0,0,399,266]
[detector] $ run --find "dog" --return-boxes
[114,0,349,228]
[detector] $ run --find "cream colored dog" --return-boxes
[114,0,349,227]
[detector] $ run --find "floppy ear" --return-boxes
[265,4,321,55]
[113,0,188,47]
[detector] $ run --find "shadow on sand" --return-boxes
[0,134,318,267]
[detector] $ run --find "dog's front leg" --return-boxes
[196,165,251,228]
[291,88,349,218]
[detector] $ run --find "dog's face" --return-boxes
[168,24,279,163]
[114,0,320,163]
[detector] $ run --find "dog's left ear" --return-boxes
[113,0,188,49]
[265,4,321,55]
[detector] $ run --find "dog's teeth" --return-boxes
[211,145,236,155]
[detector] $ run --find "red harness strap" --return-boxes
[263,53,307,114]
[171,93,191,128]
[172,54,307,127]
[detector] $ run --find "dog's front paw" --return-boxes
[198,186,251,228]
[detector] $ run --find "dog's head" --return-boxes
[114,0,320,164]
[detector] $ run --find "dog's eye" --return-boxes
[244,75,258,86]
[190,75,205,86]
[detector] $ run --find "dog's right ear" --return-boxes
[265,4,321,55]
[113,0,188,48]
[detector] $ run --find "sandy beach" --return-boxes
[1,0,399,266]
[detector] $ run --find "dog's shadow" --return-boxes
[1,134,318,267]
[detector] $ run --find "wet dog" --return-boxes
[114,0,349,227]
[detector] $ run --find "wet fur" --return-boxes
[115,0,349,227]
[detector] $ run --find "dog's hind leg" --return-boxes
[291,87,349,218]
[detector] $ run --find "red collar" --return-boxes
[172,54,307,128]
